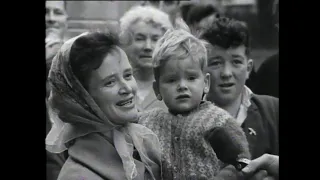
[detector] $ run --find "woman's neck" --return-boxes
[133,67,154,82]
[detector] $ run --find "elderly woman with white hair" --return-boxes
[120,5,173,111]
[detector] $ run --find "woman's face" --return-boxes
[125,21,163,69]
[87,47,139,125]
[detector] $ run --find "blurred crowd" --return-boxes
[46,0,279,180]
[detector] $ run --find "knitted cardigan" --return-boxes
[139,101,250,180]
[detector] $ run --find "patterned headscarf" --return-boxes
[46,32,161,180]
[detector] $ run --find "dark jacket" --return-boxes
[245,67,257,91]
[253,53,279,98]
[241,94,279,158]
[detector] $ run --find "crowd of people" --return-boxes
[46,1,279,180]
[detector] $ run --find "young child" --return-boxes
[139,29,251,179]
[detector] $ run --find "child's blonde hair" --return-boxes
[152,28,208,81]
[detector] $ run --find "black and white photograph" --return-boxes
[46,0,279,179]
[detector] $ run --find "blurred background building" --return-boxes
[64,0,278,69]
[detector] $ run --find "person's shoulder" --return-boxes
[252,94,278,107]
[58,157,103,180]
[263,53,279,64]
[258,53,279,72]
[199,101,234,128]
[203,101,233,116]
[138,108,168,125]
[251,94,279,127]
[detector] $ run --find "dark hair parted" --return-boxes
[69,32,120,90]
[200,17,251,56]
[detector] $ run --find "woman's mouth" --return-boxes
[116,97,134,108]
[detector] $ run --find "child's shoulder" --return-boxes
[196,101,234,128]
[138,108,169,124]
[198,101,231,116]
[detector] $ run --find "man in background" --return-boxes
[253,0,279,98]
[45,1,69,180]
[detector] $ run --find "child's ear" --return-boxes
[153,81,162,101]
[204,73,211,94]
[246,59,254,79]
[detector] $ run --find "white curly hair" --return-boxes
[119,5,173,35]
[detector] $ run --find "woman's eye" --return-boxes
[104,80,115,87]
[124,73,133,80]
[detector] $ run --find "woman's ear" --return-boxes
[204,73,210,94]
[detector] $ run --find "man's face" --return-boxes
[125,21,163,69]
[205,44,253,106]
[45,1,68,39]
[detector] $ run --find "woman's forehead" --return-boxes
[46,1,65,10]
[130,20,164,34]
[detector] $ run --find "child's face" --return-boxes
[154,56,210,114]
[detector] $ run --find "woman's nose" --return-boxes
[118,80,132,95]
[143,39,153,53]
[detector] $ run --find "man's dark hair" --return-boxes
[186,4,219,26]
[69,31,120,90]
[200,17,251,56]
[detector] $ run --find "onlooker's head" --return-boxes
[186,4,220,38]
[45,0,68,39]
[119,5,172,69]
[186,4,219,30]
[152,29,210,114]
[168,3,196,29]
[68,32,138,124]
[201,17,253,107]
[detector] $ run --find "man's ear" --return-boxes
[153,81,162,101]
[246,59,254,79]
[204,73,211,94]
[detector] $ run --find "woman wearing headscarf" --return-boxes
[46,31,162,180]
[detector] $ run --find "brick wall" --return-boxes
[64,0,207,39]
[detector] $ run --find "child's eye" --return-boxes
[188,76,196,81]
[208,61,221,66]
[233,59,243,65]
